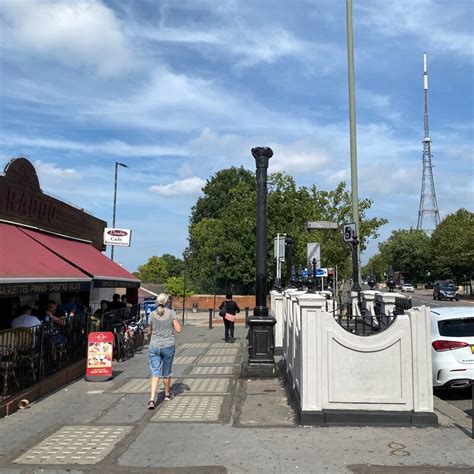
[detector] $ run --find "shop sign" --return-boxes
[85,332,114,382]
[0,281,90,297]
[103,228,132,247]
[93,279,140,288]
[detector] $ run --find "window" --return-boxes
[438,318,474,337]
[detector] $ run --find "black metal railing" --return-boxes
[331,294,399,336]
[0,316,88,400]
[89,304,141,332]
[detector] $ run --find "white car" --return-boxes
[401,283,414,293]
[431,306,474,389]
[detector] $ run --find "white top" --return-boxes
[11,314,42,329]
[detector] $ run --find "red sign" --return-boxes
[86,332,114,381]
[107,229,127,236]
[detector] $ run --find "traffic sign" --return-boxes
[315,268,328,277]
[343,223,356,242]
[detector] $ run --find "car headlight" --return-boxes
[440,290,446,295]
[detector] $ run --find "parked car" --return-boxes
[431,306,474,389]
[433,281,460,301]
[401,283,414,293]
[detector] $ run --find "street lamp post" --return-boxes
[111,161,129,261]
[243,147,276,377]
[346,0,361,287]
[182,249,190,325]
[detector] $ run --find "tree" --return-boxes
[431,208,474,281]
[165,276,194,297]
[136,256,168,283]
[161,254,184,278]
[378,229,432,284]
[187,167,387,293]
[363,252,389,282]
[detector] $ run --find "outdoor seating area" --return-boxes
[0,317,89,400]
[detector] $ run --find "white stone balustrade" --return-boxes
[280,292,436,426]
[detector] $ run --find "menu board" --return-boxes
[85,332,114,381]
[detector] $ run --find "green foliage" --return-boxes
[378,229,432,283]
[187,167,387,293]
[136,254,185,283]
[431,208,474,281]
[363,253,389,282]
[165,276,194,297]
[190,167,255,226]
[136,255,168,283]
[161,253,185,278]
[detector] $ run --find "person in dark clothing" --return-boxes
[218,294,240,343]
[107,293,125,311]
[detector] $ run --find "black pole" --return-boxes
[253,147,272,316]
[182,258,186,325]
[243,147,276,376]
[111,162,118,261]
[208,308,213,329]
[213,255,219,319]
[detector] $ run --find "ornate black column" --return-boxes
[243,147,276,377]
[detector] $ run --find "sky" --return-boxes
[0,0,473,273]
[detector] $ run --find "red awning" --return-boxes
[20,227,140,288]
[0,222,90,284]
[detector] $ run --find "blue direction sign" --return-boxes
[315,268,328,277]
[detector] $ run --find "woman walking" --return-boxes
[147,293,181,409]
[218,293,240,343]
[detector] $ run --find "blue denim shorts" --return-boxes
[149,345,176,377]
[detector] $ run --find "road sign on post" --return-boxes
[343,223,356,242]
[307,243,321,270]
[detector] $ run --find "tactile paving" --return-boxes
[190,366,235,375]
[199,355,238,364]
[205,348,239,356]
[210,343,235,348]
[180,343,210,349]
[151,396,224,422]
[174,356,198,364]
[14,425,131,465]
[178,377,230,394]
[113,379,149,393]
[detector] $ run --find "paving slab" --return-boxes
[14,425,132,465]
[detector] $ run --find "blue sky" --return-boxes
[0,0,473,272]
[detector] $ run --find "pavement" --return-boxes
[0,312,473,474]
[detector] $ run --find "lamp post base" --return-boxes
[242,314,276,378]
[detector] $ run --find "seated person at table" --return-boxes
[44,300,66,324]
[11,305,41,329]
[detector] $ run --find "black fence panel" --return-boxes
[0,316,88,400]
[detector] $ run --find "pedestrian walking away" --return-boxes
[219,293,240,343]
[146,293,181,409]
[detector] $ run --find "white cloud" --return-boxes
[1,135,183,157]
[150,177,205,197]
[357,0,473,60]
[270,141,331,174]
[34,160,81,183]
[0,0,133,77]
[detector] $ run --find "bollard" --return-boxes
[245,307,249,328]
[472,384,473,439]
[208,308,213,329]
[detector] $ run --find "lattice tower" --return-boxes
[417,53,440,232]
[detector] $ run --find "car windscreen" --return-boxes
[440,284,456,290]
[438,318,474,337]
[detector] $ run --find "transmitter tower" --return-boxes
[417,53,440,231]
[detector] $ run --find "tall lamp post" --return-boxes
[346,0,361,287]
[244,147,276,377]
[213,255,220,318]
[111,161,129,261]
[182,248,190,325]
